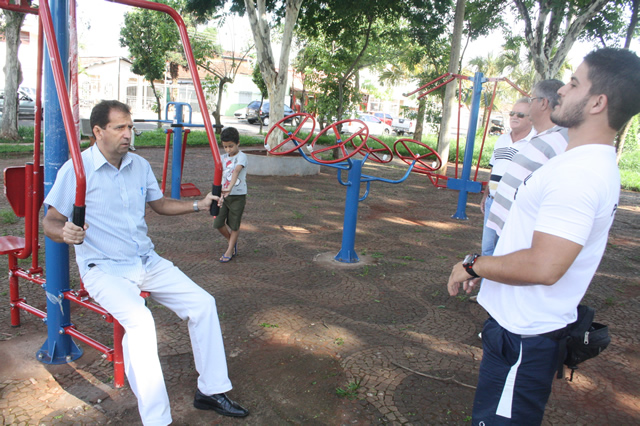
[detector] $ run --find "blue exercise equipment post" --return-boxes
[135,101,213,199]
[446,72,485,219]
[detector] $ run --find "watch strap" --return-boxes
[463,254,481,278]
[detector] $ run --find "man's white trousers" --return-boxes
[83,258,232,426]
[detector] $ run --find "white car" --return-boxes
[234,107,247,120]
[343,114,392,136]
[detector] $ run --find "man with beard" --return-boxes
[447,48,640,425]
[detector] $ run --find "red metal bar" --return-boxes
[31,18,44,272]
[113,320,125,387]
[63,291,113,320]
[63,326,113,360]
[161,129,173,194]
[38,5,86,208]
[417,77,456,100]
[13,300,46,320]
[502,78,530,97]
[180,129,191,176]
[108,0,222,186]
[13,268,46,286]
[9,255,21,326]
[404,73,451,97]
[474,80,499,182]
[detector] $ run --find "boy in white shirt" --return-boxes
[215,127,248,263]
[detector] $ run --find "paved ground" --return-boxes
[1,142,639,425]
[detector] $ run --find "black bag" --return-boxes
[546,305,611,381]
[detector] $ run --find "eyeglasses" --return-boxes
[529,97,544,102]
[509,111,528,118]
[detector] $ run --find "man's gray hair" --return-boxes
[514,97,531,106]
[533,79,564,109]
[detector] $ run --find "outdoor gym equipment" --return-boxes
[266,114,442,263]
[0,0,222,388]
[135,101,207,199]
[403,72,528,219]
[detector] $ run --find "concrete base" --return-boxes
[313,251,377,268]
[244,149,320,176]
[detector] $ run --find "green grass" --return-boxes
[0,209,18,224]
[131,128,265,148]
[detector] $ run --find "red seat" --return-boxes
[0,236,26,255]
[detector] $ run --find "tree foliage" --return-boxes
[295,0,451,133]
[120,1,181,124]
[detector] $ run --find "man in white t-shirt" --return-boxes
[447,48,640,425]
[480,98,535,255]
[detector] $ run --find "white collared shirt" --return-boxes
[44,145,164,278]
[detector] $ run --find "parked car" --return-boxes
[391,117,415,135]
[343,114,392,136]
[0,88,36,118]
[369,111,393,126]
[234,107,247,120]
[246,100,298,126]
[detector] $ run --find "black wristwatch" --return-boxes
[463,253,481,278]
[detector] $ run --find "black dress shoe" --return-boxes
[194,389,249,417]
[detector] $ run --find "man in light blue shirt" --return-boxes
[43,100,248,425]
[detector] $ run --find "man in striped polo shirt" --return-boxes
[485,79,567,243]
[480,98,535,256]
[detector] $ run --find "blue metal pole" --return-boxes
[38,0,82,364]
[334,159,363,263]
[171,103,184,199]
[448,72,485,220]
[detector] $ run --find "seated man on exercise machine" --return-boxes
[43,100,248,425]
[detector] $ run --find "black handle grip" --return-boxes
[133,119,145,122]
[72,205,85,245]
[210,184,221,216]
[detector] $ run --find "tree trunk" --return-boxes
[150,80,162,129]
[514,0,609,82]
[436,0,465,175]
[413,98,426,143]
[0,10,26,140]
[213,77,231,135]
[244,0,303,149]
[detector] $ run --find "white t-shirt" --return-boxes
[221,151,248,195]
[478,144,620,335]
[487,128,536,197]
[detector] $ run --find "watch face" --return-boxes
[463,254,474,265]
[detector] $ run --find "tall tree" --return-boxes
[245,0,302,147]
[0,10,26,140]
[251,62,268,133]
[437,0,466,176]
[513,0,610,82]
[187,0,301,148]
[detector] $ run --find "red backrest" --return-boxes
[3,165,44,217]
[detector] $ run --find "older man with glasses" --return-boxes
[485,79,567,245]
[480,98,535,257]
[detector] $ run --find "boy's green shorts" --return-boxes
[213,194,246,231]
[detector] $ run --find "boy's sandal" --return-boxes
[219,255,233,263]
[233,243,238,257]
